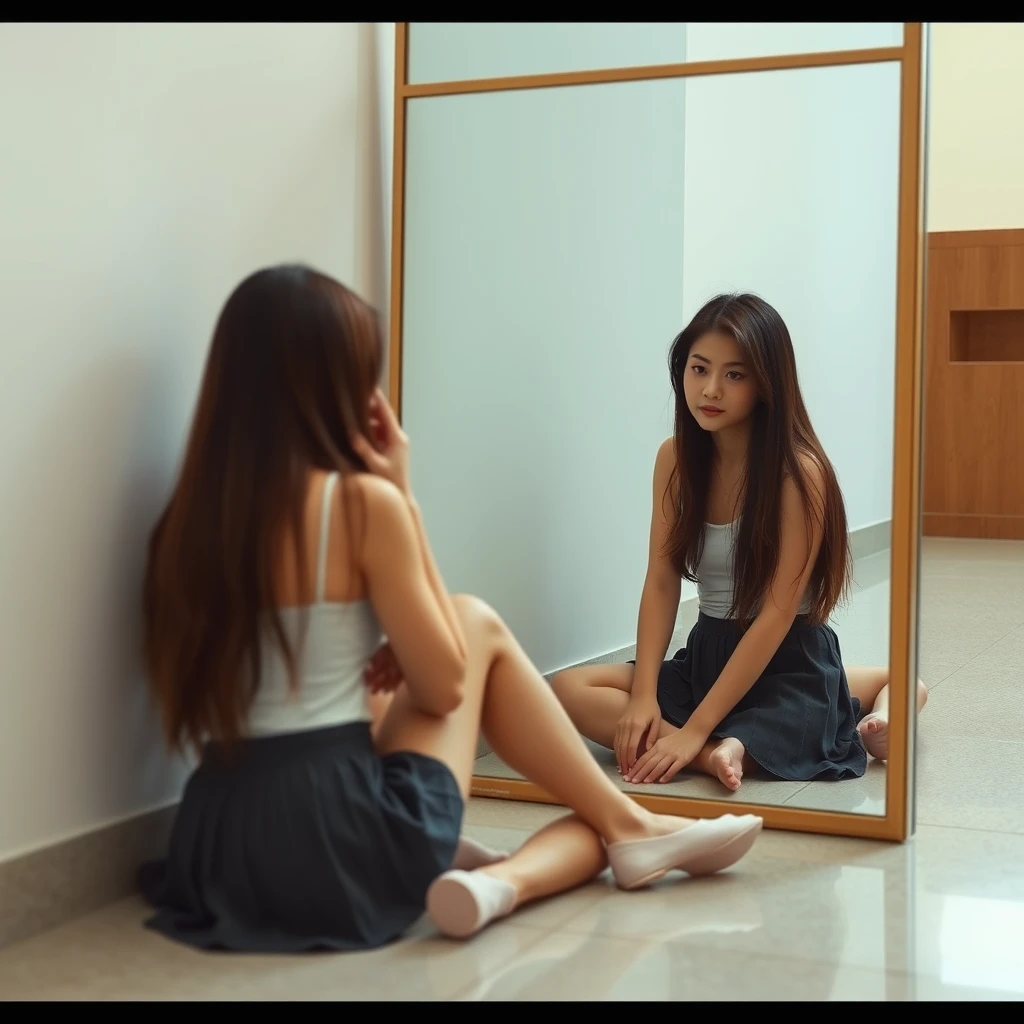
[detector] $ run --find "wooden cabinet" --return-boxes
[923,229,1024,540]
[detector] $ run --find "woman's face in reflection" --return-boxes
[683,331,759,433]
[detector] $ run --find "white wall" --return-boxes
[926,23,1024,232]
[680,61,900,533]
[0,23,392,862]
[401,80,687,675]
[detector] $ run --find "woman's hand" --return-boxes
[625,722,708,784]
[351,387,411,495]
[364,642,403,694]
[614,696,663,776]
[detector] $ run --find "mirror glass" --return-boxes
[401,46,904,818]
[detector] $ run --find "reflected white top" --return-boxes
[697,518,812,620]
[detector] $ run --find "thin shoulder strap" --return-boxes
[315,472,339,602]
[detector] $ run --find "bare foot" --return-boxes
[709,738,746,792]
[858,714,889,760]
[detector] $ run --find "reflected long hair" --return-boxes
[665,293,852,626]
[142,265,383,754]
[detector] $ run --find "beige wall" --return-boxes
[0,23,393,862]
[927,23,1024,232]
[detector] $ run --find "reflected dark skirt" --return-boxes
[655,613,868,781]
[138,722,463,953]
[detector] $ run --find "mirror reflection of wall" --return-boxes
[915,23,1024,834]
[398,24,912,822]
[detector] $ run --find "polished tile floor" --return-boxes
[1,537,1022,1001]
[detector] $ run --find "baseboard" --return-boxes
[3,521,891,948]
[923,513,1024,541]
[0,804,177,949]
[849,518,891,560]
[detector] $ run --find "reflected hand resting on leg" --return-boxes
[624,721,705,784]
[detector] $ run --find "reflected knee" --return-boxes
[551,668,593,720]
[550,668,578,703]
[917,679,929,708]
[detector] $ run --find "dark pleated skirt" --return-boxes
[138,722,463,953]
[655,613,868,781]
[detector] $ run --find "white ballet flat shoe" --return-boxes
[607,813,764,890]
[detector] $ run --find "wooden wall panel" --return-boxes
[923,229,1024,539]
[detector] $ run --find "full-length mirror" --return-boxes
[391,24,924,839]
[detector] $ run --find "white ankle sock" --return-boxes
[427,869,518,939]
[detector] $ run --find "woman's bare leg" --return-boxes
[374,596,699,913]
[552,663,682,754]
[473,813,608,908]
[551,664,637,749]
[846,666,929,760]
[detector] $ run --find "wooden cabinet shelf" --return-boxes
[949,308,1024,363]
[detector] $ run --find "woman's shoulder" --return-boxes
[343,472,408,519]
[789,447,825,480]
[654,435,679,489]
[336,472,415,552]
[655,435,676,472]
[651,437,685,523]
[784,449,828,518]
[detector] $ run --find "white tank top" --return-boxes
[246,473,384,737]
[697,518,812,620]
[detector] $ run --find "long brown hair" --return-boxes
[142,265,383,754]
[665,293,852,626]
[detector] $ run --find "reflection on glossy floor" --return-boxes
[1,539,1022,1000]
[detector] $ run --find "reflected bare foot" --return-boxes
[858,714,889,760]
[709,738,745,792]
